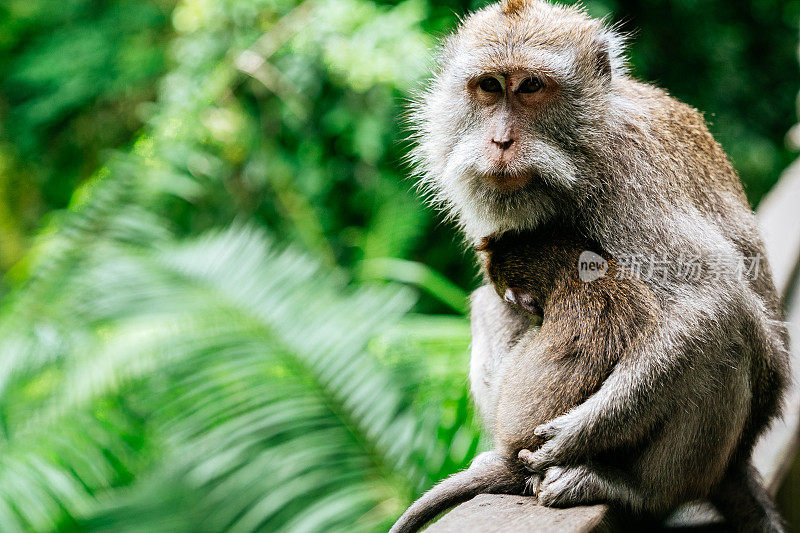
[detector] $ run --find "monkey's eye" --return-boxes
[477,77,503,93]
[517,77,544,94]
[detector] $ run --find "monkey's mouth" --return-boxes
[484,170,534,194]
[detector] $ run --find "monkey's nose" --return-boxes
[491,138,514,150]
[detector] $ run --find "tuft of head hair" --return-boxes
[501,0,530,16]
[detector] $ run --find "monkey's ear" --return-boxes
[591,27,627,80]
[594,40,612,79]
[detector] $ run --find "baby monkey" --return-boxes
[390,227,658,533]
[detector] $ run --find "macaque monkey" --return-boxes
[400,0,790,530]
[391,228,658,533]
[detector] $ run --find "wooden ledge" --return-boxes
[426,495,609,532]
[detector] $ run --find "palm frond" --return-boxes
[0,225,475,532]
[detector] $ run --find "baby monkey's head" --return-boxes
[478,228,593,318]
[410,0,628,240]
[479,228,658,344]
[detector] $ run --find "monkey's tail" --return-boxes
[710,462,786,533]
[389,455,526,533]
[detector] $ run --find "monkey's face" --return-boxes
[410,0,626,240]
[465,69,565,194]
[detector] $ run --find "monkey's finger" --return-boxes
[525,472,543,498]
[524,455,555,472]
[518,448,536,464]
[518,447,554,473]
[533,421,561,439]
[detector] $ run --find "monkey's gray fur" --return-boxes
[395,0,790,531]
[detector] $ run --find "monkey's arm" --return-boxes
[519,287,735,472]
[469,285,540,429]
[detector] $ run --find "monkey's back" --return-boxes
[481,230,659,456]
[613,79,789,458]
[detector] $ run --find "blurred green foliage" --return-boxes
[0,0,796,531]
[0,0,172,269]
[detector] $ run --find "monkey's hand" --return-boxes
[517,413,588,473]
